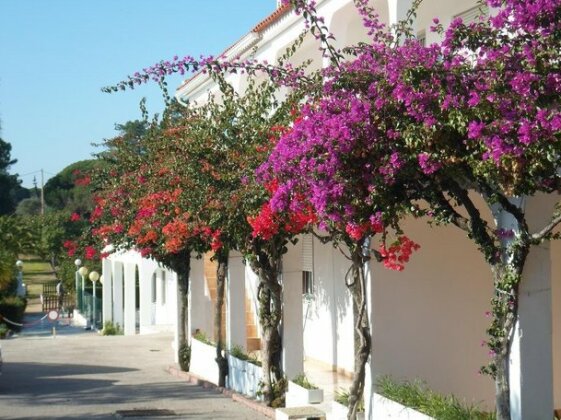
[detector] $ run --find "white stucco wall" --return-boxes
[552,239,561,409]
[371,217,495,408]
[303,237,355,374]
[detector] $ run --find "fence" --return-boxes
[42,294,75,313]
[41,281,102,328]
[41,281,74,315]
[79,292,102,329]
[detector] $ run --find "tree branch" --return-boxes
[531,211,561,243]
[446,180,499,263]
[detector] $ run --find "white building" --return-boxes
[102,1,561,419]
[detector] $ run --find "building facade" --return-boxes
[102,1,561,418]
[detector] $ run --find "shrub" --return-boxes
[178,341,191,372]
[0,323,9,338]
[0,295,27,332]
[292,373,318,390]
[230,345,248,361]
[377,376,494,420]
[230,345,261,366]
[101,321,123,335]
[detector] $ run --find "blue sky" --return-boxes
[0,0,275,187]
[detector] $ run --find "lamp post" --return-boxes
[89,271,100,330]
[78,266,88,314]
[15,260,24,297]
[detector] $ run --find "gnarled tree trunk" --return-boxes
[170,250,191,371]
[249,244,283,406]
[346,243,371,420]
[214,250,229,387]
[491,253,527,420]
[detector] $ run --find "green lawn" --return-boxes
[19,257,56,299]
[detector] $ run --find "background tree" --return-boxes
[95,118,149,162]
[0,138,23,215]
[43,160,100,214]
[15,197,44,216]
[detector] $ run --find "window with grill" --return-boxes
[161,271,166,305]
[151,272,157,303]
[302,234,314,295]
[302,271,313,295]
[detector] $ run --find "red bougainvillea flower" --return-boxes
[63,240,78,257]
[90,206,103,222]
[210,229,223,252]
[75,175,91,187]
[84,246,97,260]
[162,219,190,253]
[379,236,420,271]
[70,212,81,222]
[247,203,280,241]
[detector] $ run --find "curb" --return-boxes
[167,365,275,418]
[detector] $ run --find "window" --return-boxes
[302,234,314,295]
[151,272,157,303]
[302,271,313,295]
[161,271,166,305]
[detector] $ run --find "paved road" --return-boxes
[0,312,266,419]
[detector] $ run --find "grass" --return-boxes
[19,257,56,299]
[377,376,494,420]
[229,345,262,367]
[101,321,123,335]
[292,373,319,390]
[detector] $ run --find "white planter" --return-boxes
[227,354,262,397]
[286,380,324,406]
[371,393,433,419]
[189,338,219,384]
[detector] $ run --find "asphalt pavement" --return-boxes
[0,310,266,419]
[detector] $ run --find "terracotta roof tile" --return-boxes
[251,3,293,33]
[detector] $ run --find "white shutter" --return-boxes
[302,234,313,272]
[455,5,489,25]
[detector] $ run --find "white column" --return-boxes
[227,251,246,350]
[138,260,154,333]
[172,270,180,363]
[387,0,414,27]
[102,257,113,324]
[123,263,137,336]
[282,239,304,379]
[189,256,206,337]
[504,195,554,420]
[112,261,124,328]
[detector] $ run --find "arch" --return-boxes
[328,0,390,52]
